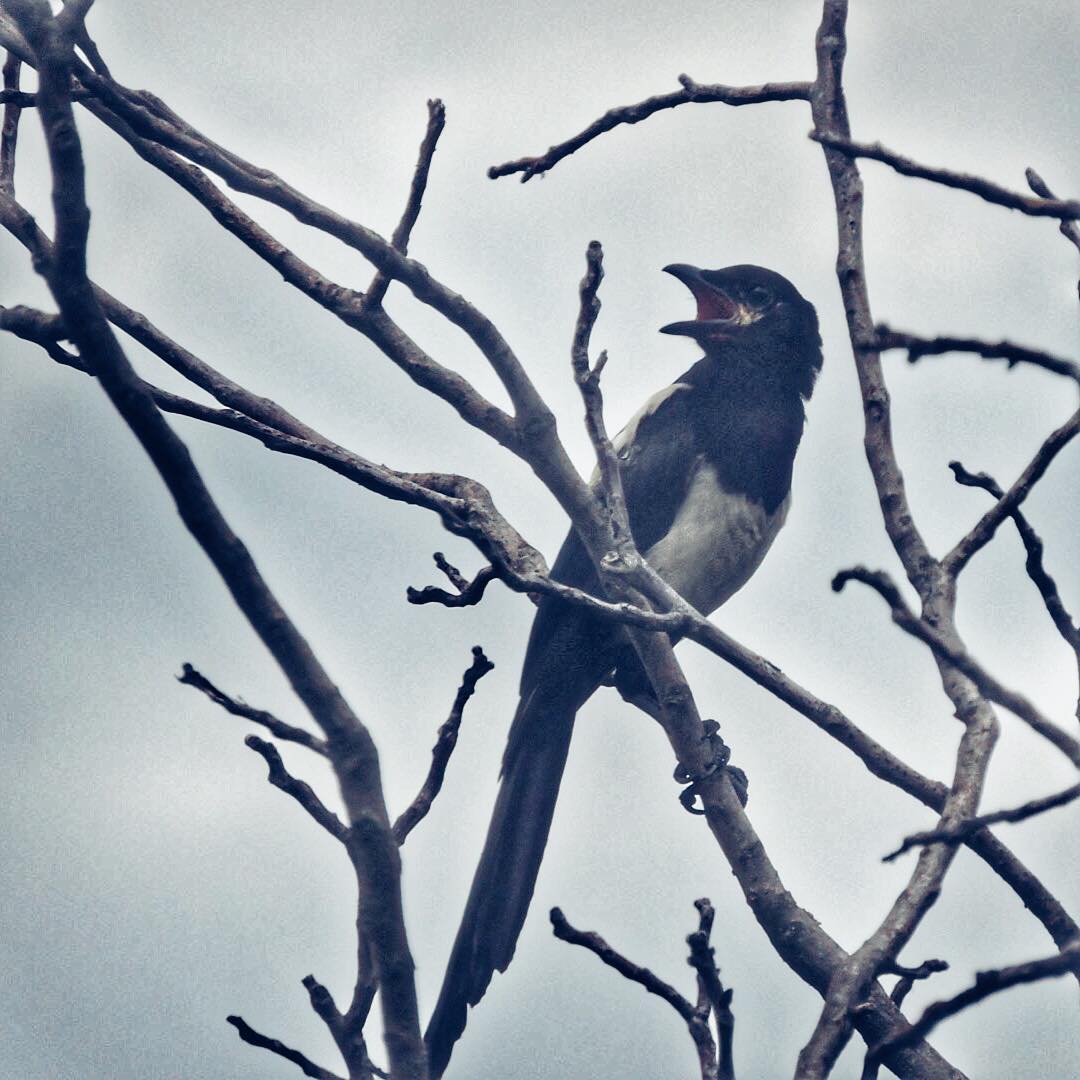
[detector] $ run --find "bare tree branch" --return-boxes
[60,0,109,77]
[812,131,1080,220]
[6,9,1075,1076]
[1,85,94,106]
[488,73,811,182]
[1026,167,1080,299]
[11,294,1078,965]
[884,782,1080,863]
[885,959,949,1009]
[244,735,348,841]
[860,959,949,1080]
[572,242,628,544]
[391,646,494,845]
[1,50,21,194]
[1,301,85,367]
[177,663,329,755]
[833,566,1080,768]
[0,188,333,443]
[871,326,1080,382]
[944,408,1080,576]
[65,59,558,443]
[226,1015,345,1080]
[801,3,1003,1072]
[864,945,1080,1070]
[6,6,426,1073]
[60,96,521,447]
[364,98,445,310]
[406,564,499,608]
[1026,168,1080,251]
[686,899,735,1080]
[949,461,1079,681]
[551,906,720,1080]
[301,975,386,1080]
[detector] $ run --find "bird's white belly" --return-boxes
[644,459,789,615]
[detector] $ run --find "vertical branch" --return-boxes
[364,98,446,310]
[1,50,21,195]
[803,2,1003,1074]
[810,0,936,595]
[8,4,426,1075]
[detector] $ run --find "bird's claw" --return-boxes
[673,720,726,783]
[674,720,747,813]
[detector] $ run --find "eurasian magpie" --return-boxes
[426,264,822,1076]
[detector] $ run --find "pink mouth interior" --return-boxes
[689,284,737,321]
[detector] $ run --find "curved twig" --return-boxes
[489,74,810,182]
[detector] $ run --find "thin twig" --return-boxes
[225,1015,345,1080]
[863,957,948,1080]
[68,59,551,441]
[1026,167,1080,299]
[0,188,331,443]
[488,74,810,182]
[433,551,470,592]
[862,962,950,1080]
[872,325,1080,383]
[60,0,109,76]
[949,461,1079,716]
[833,566,1080,767]
[302,975,384,1080]
[244,735,348,841]
[944,409,1080,576]
[0,87,94,106]
[0,302,85,368]
[884,959,950,1015]
[406,565,498,607]
[550,907,719,1080]
[177,663,328,755]
[550,909,704,1026]
[364,98,445,310]
[391,646,494,845]
[58,88,522,448]
[884,783,1080,862]
[812,131,1080,220]
[686,899,736,1080]
[572,241,629,547]
[864,946,1080,1069]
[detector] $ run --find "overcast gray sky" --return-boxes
[2,2,1078,1078]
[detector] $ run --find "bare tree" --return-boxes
[1,2,1076,1078]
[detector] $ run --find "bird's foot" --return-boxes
[674,719,749,813]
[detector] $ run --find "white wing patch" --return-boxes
[644,458,790,615]
[588,383,691,486]
[611,382,691,456]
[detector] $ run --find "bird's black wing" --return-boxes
[515,380,700,699]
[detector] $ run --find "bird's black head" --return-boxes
[661,263,822,398]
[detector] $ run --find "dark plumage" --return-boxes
[425,264,822,1077]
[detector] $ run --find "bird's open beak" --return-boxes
[660,263,741,339]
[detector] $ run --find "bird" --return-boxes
[425,263,822,1077]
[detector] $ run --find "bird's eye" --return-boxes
[748,285,773,308]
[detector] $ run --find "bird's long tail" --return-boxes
[424,690,576,1078]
